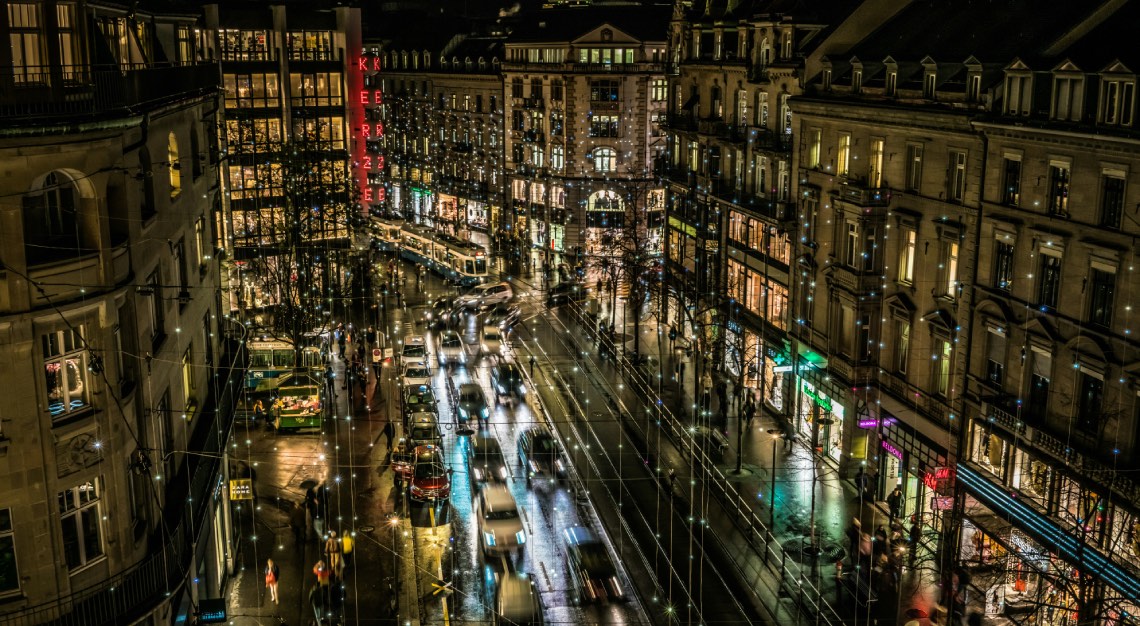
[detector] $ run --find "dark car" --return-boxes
[484,303,521,329]
[409,445,451,501]
[490,363,526,405]
[456,383,490,424]
[427,297,463,330]
[494,574,544,626]
[564,526,625,604]
[407,412,443,449]
[402,385,438,422]
[467,432,508,483]
[517,425,566,485]
[546,281,586,307]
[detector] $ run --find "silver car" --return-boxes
[478,484,525,557]
[456,282,513,310]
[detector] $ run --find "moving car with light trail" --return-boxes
[467,432,508,483]
[564,525,626,604]
[517,425,566,485]
[477,484,526,557]
[456,383,490,424]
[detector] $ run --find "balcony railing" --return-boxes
[837,180,890,207]
[664,112,698,132]
[0,322,246,626]
[828,264,881,296]
[0,63,218,121]
[878,369,955,432]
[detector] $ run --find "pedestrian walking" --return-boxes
[743,395,756,424]
[700,371,713,412]
[382,421,396,452]
[529,354,536,378]
[310,490,325,539]
[667,467,677,491]
[252,398,266,425]
[715,380,728,418]
[325,531,343,578]
[887,486,903,520]
[341,531,354,570]
[855,466,868,500]
[313,559,331,587]
[337,333,347,360]
[264,558,280,604]
[908,518,922,566]
[289,501,307,545]
[846,519,861,564]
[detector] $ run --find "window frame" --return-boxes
[0,507,17,595]
[58,478,105,571]
[42,326,90,420]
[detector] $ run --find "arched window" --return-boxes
[140,146,156,220]
[423,51,430,68]
[479,57,486,71]
[440,56,447,68]
[465,56,472,70]
[592,147,616,172]
[167,132,181,198]
[22,170,85,262]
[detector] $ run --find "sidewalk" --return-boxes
[554,303,944,626]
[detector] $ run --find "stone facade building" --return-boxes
[0,2,239,624]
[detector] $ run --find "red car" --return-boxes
[408,445,451,501]
[391,441,415,484]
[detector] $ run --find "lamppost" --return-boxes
[766,428,782,537]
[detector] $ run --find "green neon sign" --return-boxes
[802,382,833,412]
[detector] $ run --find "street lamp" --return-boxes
[388,514,400,577]
[766,428,782,540]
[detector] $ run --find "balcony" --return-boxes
[877,369,955,431]
[0,326,246,626]
[752,130,793,153]
[665,112,698,132]
[522,129,545,143]
[828,264,881,297]
[697,119,748,143]
[836,180,890,207]
[522,97,544,110]
[0,63,219,122]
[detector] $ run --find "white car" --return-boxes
[401,335,427,363]
[479,325,505,357]
[438,330,467,366]
[477,484,526,557]
[456,282,513,310]
[401,361,431,387]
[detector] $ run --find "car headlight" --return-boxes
[555,459,566,473]
[458,408,468,419]
[410,484,424,496]
[483,531,496,546]
[529,460,540,474]
[497,466,508,480]
[473,467,484,481]
[516,531,527,545]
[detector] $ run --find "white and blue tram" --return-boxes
[399,225,488,285]
[372,217,405,252]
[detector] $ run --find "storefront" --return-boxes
[467,200,489,232]
[795,377,845,462]
[725,325,786,413]
[873,411,953,530]
[437,193,459,234]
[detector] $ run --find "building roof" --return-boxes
[1052,0,1140,72]
[505,2,672,43]
[842,0,1105,66]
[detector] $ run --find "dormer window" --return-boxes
[923,72,937,99]
[852,70,862,94]
[967,74,981,102]
[885,71,897,96]
[1102,78,1135,126]
[1006,72,1031,115]
[1052,74,1083,121]
[822,69,832,90]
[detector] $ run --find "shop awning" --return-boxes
[958,463,1140,600]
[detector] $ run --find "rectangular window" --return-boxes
[898,228,916,284]
[856,314,872,363]
[530,78,542,98]
[43,327,89,419]
[57,3,80,78]
[838,305,855,357]
[173,240,188,306]
[1027,350,1051,423]
[1047,163,1071,216]
[1001,157,1021,205]
[967,74,981,102]
[906,144,923,192]
[1100,175,1125,228]
[896,321,910,375]
[551,80,563,101]
[1088,267,1115,327]
[589,80,619,102]
[993,240,1014,290]
[1053,76,1082,121]
[8,3,42,84]
[943,241,959,296]
[59,479,104,570]
[651,79,667,102]
[869,138,884,188]
[194,218,206,270]
[845,222,859,267]
[808,129,821,169]
[181,347,194,407]
[0,508,16,594]
[588,114,619,138]
[1007,74,1031,115]
[924,72,936,98]
[986,328,1006,388]
[1077,372,1104,434]
[862,226,877,272]
[836,133,851,176]
[1038,253,1062,309]
[551,145,564,171]
[886,72,897,96]
[937,340,952,397]
[550,111,563,137]
[511,79,523,98]
[148,270,164,340]
[949,151,967,202]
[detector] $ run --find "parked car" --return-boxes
[491,362,526,406]
[476,484,526,557]
[517,425,566,485]
[564,526,625,604]
[479,325,506,357]
[407,412,443,449]
[401,335,427,362]
[408,445,451,501]
[456,383,490,424]
[546,281,586,307]
[467,432,508,483]
[402,385,438,422]
[494,574,544,626]
[456,281,513,310]
[438,330,467,366]
[401,361,432,387]
[484,303,521,329]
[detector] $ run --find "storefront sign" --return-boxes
[198,598,227,623]
[354,54,385,211]
[923,466,955,494]
[931,496,954,511]
[802,381,833,412]
[858,417,897,429]
[229,479,254,501]
[882,440,903,459]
